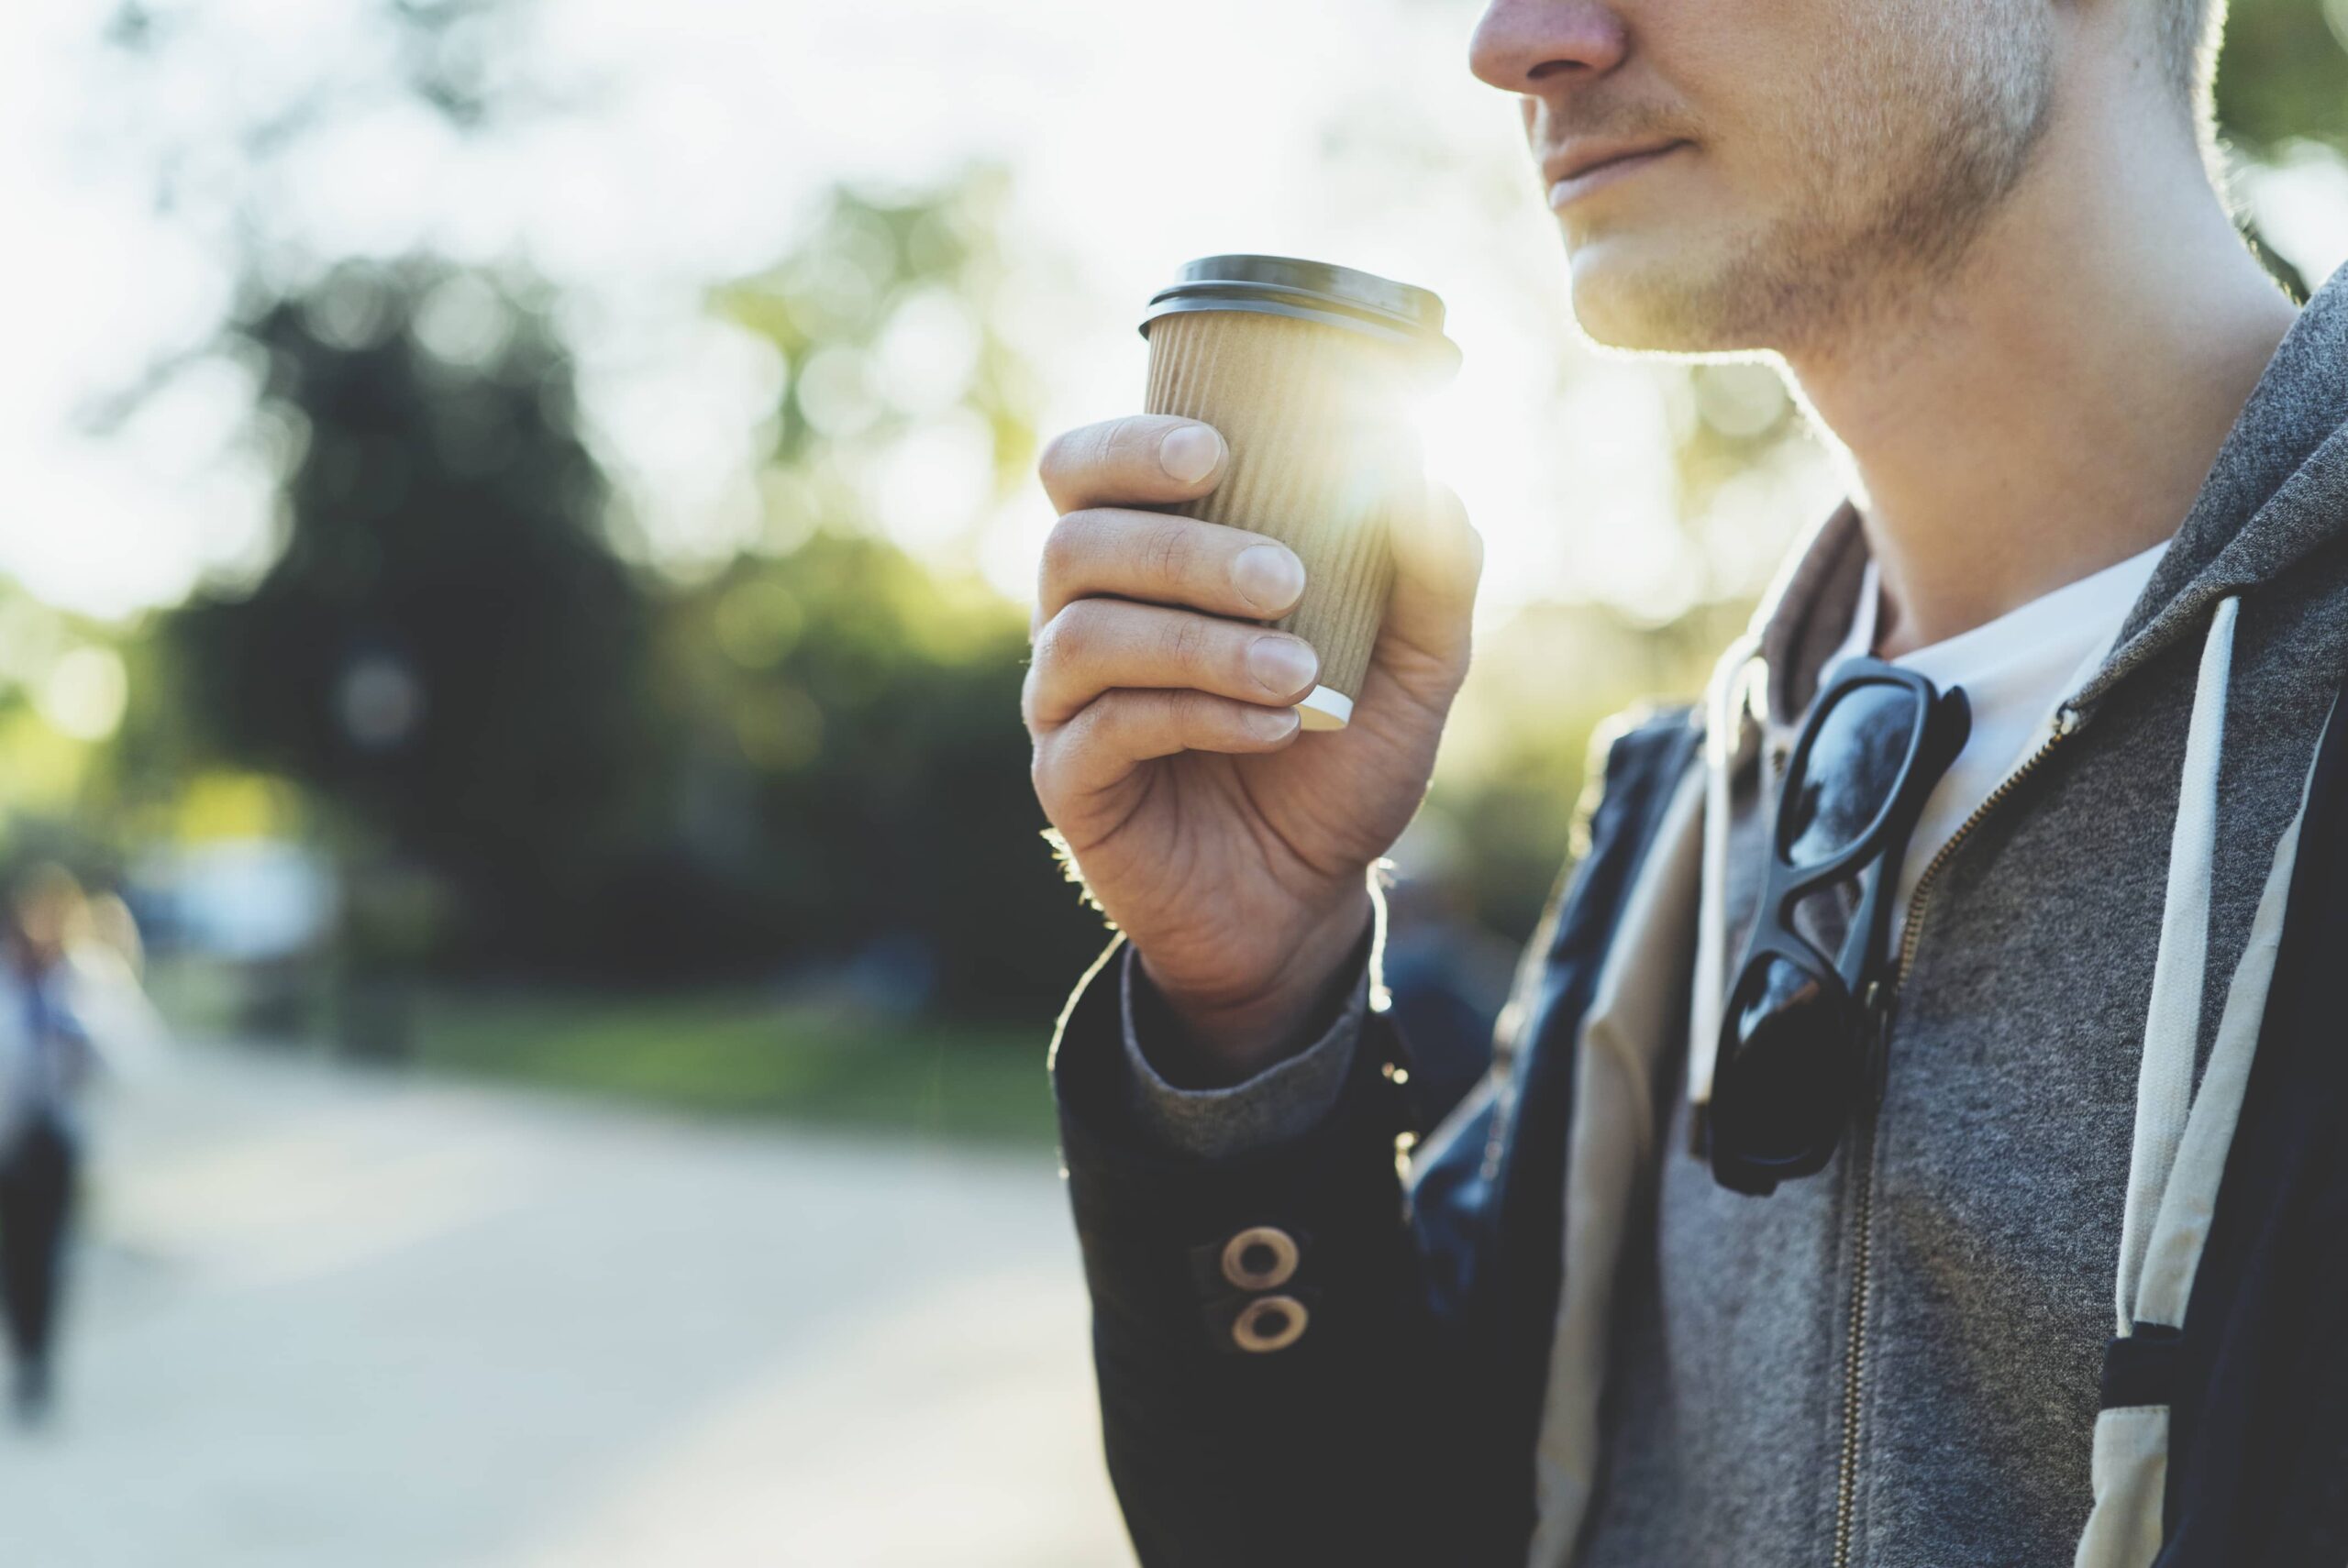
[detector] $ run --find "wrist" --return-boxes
[1135,891,1375,1087]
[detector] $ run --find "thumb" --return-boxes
[1379,477,1483,676]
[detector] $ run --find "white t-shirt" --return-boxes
[1809,539,2170,955]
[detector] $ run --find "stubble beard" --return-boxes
[1577,2,2059,359]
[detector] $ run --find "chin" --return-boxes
[1563,234,1749,358]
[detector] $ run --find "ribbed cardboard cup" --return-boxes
[1141,256,1460,731]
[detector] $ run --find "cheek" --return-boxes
[1706,60,1861,213]
[1678,0,1883,161]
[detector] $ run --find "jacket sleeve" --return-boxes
[1113,939,1368,1161]
[1050,915,1465,1567]
[1048,707,1703,1568]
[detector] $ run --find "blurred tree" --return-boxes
[163,260,670,975]
[0,578,142,889]
[2216,0,2348,160]
[713,168,1039,531]
[658,537,1102,1012]
[1426,597,1749,942]
[676,170,1104,1014]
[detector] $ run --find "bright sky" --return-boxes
[2,0,2343,626]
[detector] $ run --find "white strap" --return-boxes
[2133,696,2325,1327]
[2114,596,2236,1336]
[1688,635,1760,1111]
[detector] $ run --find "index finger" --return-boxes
[1037,415,1227,514]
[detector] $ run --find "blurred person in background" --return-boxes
[82,891,146,986]
[1025,0,2348,1563]
[0,866,101,1426]
[66,882,169,1073]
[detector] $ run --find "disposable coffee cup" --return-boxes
[1140,255,1460,730]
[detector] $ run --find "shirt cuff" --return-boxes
[1116,942,1368,1161]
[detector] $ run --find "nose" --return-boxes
[1468,0,1629,94]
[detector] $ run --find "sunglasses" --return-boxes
[1708,658,1971,1196]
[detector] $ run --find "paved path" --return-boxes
[0,1041,1134,1567]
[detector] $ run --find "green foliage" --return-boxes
[137,173,1109,1013]
[713,168,1040,543]
[643,168,1106,1014]
[656,534,1105,1014]
[163,259,670,971]
[1429,599,1748,942]
[409,987,1056,1145]
[2216,0,2348,158]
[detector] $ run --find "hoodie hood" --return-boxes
[2079,266,2348,714]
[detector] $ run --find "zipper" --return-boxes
[1828,705,2079,1567]
[1829,1077,1882,1568]
[1894,707,2077,986]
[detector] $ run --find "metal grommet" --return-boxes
[1220,1225,1300,1291]
[1231,1294,1309,1353]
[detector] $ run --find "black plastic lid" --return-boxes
[1140,254,1460,378]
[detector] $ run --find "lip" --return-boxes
[1543,138,1691,207]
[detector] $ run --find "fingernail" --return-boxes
[1232,545,1306,613]
[1246,705,1301,741]
[1158,425,1223,485]
[1246,635,1318,697]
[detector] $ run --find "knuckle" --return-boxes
[1116,689,1175,749]
[1018,659,1047,731]
[1037,422,1117,503]
[1138,518,1197,590]
[1038,599,1103,668]
[1107,413,1165,469]
[1038,511,1091,586]
[1029,613,1069,674]
[1054,695,1113,761]
[1160,687,1206,737]
[1178,691,1241,750]
[1028,729,1060,792]
[1035,425,1087,491]
[1164,611,1216,675]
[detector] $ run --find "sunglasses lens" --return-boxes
[1782,679,1922,868]
[1716,956,1853,1165]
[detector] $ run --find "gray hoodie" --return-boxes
[1567,258,2348,1566]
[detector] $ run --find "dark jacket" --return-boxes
[1053,712,1695,1565]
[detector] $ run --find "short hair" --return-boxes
[2157,0,2225,131]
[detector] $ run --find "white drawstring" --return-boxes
[2135,709,2318,1327]
[1689,634,1762,1116]
[2113,595,2236,1335]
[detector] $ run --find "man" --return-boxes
[1024,0,2348,1562]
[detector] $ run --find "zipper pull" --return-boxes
[1860,977,1896,1110]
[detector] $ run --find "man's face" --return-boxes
[1469,0,2058,357]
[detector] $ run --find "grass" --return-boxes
[409,989,1059,1148]
[148,960,1062,1148]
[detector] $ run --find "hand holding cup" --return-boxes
[1024,259,1480,1079]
